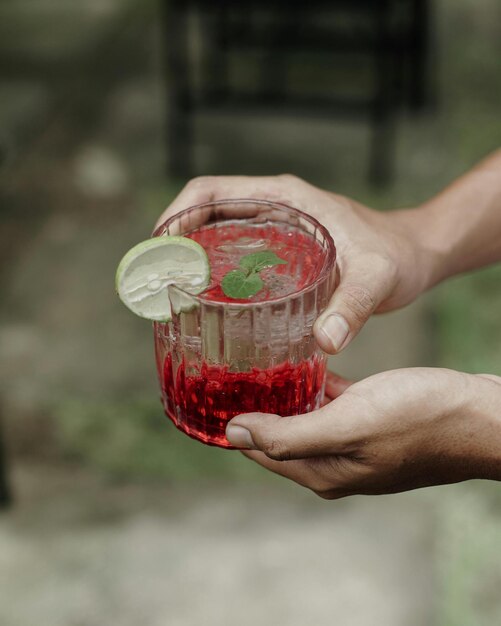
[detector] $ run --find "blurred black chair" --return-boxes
[162,0,432,185]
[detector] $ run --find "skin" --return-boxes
[229,369,501,498]
[155,173,436,352]
[157,149,501,498]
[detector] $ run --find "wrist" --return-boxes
[390,205,448,294]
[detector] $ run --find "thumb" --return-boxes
[225,405,349,461]
[314,263,387,354]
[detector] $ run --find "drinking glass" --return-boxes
[153,199,336,448]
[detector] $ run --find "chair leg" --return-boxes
[0,419,12,509]
[216,3,231,99]
[162,0,193,178]
[408,0,430,111]
[369,0,396,186]
[200,1,231,105]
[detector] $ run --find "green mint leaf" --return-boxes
[221,269,264,299]
[239,250,287,273]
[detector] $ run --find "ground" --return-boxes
[1,463,436,626]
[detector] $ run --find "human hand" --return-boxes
[225,369,501,498]
[155,175,436,353]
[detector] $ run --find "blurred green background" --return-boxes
[1,1,500,625]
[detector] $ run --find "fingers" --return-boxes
[325,371,354,399]
[313,257,394,354]
[156,175,400,357]
[154,174,308,230]
[240,450,318,488]
[240,450,352,500]
[226,400,355,461]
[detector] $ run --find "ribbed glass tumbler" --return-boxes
[153,199,336,448]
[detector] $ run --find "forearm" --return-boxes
[402,149,501,288]
[463,373,501,481]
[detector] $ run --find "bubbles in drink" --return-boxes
[186,220,326,302]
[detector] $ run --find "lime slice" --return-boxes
[115,236,210,321]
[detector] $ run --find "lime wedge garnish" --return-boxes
[115,236,210,321]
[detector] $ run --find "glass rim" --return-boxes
[154,198,336,308]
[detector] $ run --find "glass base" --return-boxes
[164,407,237,449]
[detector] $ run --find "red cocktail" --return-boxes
[153,200,336,448]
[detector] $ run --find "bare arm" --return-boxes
[404,149,501,286]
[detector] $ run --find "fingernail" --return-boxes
[319,314,350,352]
[226,425,256,449]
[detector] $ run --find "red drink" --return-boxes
[160,337,327,447]
[186,221,327,304]
[153,201,336,448]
